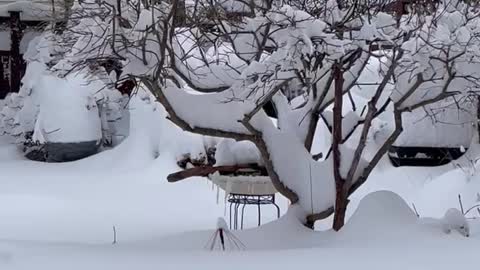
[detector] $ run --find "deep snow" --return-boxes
[0,97,480,269]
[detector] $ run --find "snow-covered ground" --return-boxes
[0,113,479,269]
[0,134,290,244]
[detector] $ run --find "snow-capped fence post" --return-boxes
[206,218,245,251]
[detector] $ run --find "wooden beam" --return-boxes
[167,164,266,183]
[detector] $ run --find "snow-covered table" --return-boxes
[209,172,280,229]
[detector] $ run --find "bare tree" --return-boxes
[50,0,480,230]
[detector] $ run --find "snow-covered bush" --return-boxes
[0,25,130,161]
[0,93,23,139]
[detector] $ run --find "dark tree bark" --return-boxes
[477,96,480,143]
[9,11,23,93]
[174,0,186,27]
[332,62,348,231]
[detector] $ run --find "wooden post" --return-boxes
[0,56,10,99]
[9,11,23,93]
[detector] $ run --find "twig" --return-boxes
[112,225,117,244]
[458,194,465,214]
[412,203,420,218]
[464,204,480,216]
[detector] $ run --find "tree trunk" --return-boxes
[333,187,348,231]
[477,96,480,143]
[332,62,348,231]
[174,0,186,27]
[55,0,74,33]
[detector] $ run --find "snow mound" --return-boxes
[420,208,471,238]
[154,205,320,251]
[346,190,417,230]
[215,139,261,166]
[443,208,470,237]
[33,74,102,143]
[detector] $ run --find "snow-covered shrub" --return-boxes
[0,93,23,139]
[0,27,130,162]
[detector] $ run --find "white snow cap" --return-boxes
[215,139,261,166]
[216,217,228,230]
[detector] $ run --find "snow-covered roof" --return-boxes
[393,99,476,148]
[0,0,63,21]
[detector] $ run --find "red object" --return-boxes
[117,79,136,96]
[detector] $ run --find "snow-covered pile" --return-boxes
[33,74,103,144]
[157,190,478,251]
[126,86,211,164]
[214,139,261,166]
[420,208,470,237]
[0,31,130,156]
[345,191,418,230]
